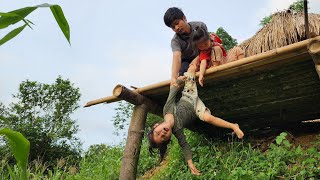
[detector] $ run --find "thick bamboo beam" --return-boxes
[308,39,320,78]
[112,84,162,116]
[119,104,148,180]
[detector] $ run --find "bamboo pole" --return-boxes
[308,39,320,78]
[304,0,310,39]
[119,104,148,180]
[84,36,320,107]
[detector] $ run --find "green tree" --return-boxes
[260,15,274,27]
[0,76,82,167]
[112,101,162,137]
[215,27,238,51]
[288,0,304,12]
[260,0,305,26]
[112,101,134,136]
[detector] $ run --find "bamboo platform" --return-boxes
[86,36,320,132]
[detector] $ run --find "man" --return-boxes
[164,7,207,85]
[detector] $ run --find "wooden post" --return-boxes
[308,39,320,78]
[304,0,310,39]
[119,104,148,180]
[114,85,163,179]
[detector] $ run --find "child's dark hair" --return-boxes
[147,124,171,162]
[192,26,210,44]
[163,7,184,27]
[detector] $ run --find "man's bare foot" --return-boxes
[233,123,244,139]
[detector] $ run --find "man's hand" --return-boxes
[171,76,186,88]
[177,76,186,81]
[170,77,177,86]
[199,74,204,87]
[187,159,201,176]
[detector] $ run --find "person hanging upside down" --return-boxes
[148,65,244,176]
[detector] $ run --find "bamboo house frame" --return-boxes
[85,11,320,179]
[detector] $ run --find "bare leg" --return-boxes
[203,111,244,139]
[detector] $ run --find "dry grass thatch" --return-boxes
[239,11,320,57]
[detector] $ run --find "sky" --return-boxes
[1,0,320,149]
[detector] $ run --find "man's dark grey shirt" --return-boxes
[171,21,207,63]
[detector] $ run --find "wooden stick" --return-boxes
[119,104,148,180]
[308,39,320,78]
[84,95,120,107]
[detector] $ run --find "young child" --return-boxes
[192,26,245,86]
[148,65,244,176]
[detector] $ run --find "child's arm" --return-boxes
[188,159,201,175]
[174,129,201,176]
[199,60,207,87]
[163,76,186,116]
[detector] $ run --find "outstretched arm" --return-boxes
[171,51,182,85]
[163,76,185,116]
[199,60,207,87]
[174,129,201,176]
[187,159,201,175]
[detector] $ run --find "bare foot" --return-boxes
[233,123,244,139]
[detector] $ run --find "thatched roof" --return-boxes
[239,11,320,57]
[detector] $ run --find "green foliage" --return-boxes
[137,138,159,175]
[260,0,305,27]
[112,101,134,135]
[0,131,319,179]
[289,0,304,12]
[152,131,320,179]
[260,14,273,27]
[0,128,30,180]
[0,3,70,46]
[0,24,27,46]
[215,27,238,51]
[0,76,82,168]
[71,144,124,179]
[112,101,163,136]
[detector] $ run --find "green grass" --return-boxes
[151,131,320,180]
[1,130,319,179]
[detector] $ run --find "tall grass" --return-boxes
[1,128,319,179]
[151,131,320,179]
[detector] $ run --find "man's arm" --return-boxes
[171,51,182,85]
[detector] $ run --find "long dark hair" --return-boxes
[192,26,210,44]
[147,123,171,162]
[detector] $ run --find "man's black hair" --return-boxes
[192,26,210,44]
[164,7,185,27]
